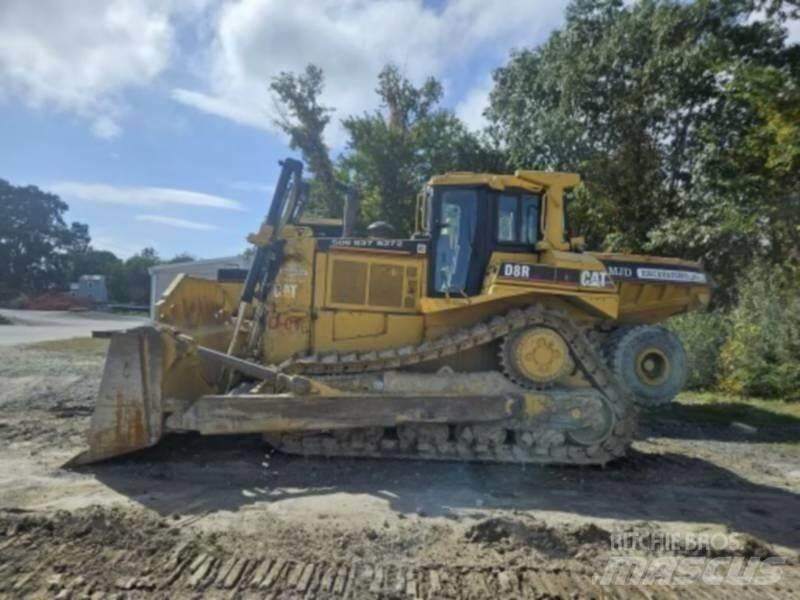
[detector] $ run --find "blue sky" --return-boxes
[1,1,796,260]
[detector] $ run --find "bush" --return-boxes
[668,310,730,390]
[720,263,800,400]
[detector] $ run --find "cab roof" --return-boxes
[427,170,580,193]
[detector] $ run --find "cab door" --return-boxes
[428,186,490,297]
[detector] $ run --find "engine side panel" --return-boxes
[309,242,427,355]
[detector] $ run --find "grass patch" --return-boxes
[25,337,110,357]
[0,314,11,325]
[672,391,800,427]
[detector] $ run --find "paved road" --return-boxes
[0,309,148,346]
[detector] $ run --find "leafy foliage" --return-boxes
[0,179,89,292]
[68,249,122,285]
[340,65,503,236]
[0,178,196,305]
[271,65,342,216]
[487,0,800,297]
[720,262,800,399]
[668,311,730,390]
[270,64,503,236]
[117,248,159,305]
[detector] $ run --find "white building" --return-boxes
[148,256,250,319]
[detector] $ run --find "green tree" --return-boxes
[487,0,800,295]
[68,248,122,285]
[271,65,341,216]
[107,262,130,304]
[0,179,89,292]
[720,261,800,399]
[341,64,498,235]
[166,252,196,264]
[123,247,160,305]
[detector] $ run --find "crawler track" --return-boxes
[270,305,638,466]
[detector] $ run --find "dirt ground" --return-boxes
[1,339,799,599]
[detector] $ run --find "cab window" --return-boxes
[434,189,478,294]
[497,195,517,242]
[495,193,540,245]
[521,194,540,244]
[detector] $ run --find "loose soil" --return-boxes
[1,339,799,598]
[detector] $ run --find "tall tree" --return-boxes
[68,248,122,284]
[341,65,498,235]
[123,247,160,305]
[0,179,89,292]
[487,0,800,295]
[271,65,341,216]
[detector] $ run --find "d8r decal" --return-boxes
[503,263,532,278]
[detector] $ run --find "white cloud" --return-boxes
[0,0,209,138]
[50,182,243,210]
[171,88,273,130]
[173,0,568,145]
[136,214,218,230]
[229,180,274,194]
[456,76,493,132]
[91,116,123,140]
[91,234,155,260]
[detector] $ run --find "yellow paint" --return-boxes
[160,334,216,401]
[523,393,549,417]
[482,251,619,319]
[323,251,426,314]
[258,229,318,363]
[155,167,709,370]
[429,172,543,191]
[430,170,579,251]
[313,310,424,353]
[511,327,573,383]
[263,310,312,363]
[333,311,387,340]
[156,274,241,352]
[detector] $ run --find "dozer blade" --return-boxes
[67,327,168,466]
[66,325,216,467]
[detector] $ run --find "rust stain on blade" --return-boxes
[65,327,168,467]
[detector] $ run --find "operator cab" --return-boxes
[422,179,573,298]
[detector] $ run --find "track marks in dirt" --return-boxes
[1,508,798,599]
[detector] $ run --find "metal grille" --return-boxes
[368,264,404,308]
[330,260,367,305]
[404,266,418,308]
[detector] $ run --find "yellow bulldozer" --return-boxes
[72,158,711,467]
